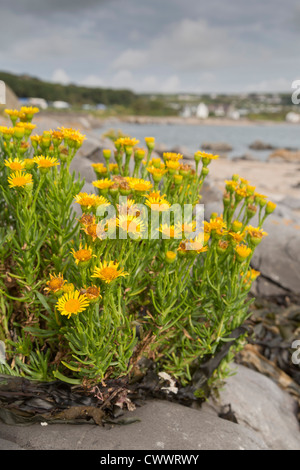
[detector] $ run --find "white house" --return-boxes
[286,112,300,123]
[52,100,70,109]
[196,103,209,119]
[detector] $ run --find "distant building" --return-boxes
[52,100,70,109]
[196,102,209,119]
[181,105,193,118]
[286,112,300,123]
[28,97,48,109]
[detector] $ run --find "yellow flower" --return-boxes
[225,180,238,192]
[117,198,140,216]
[34,155,60,169]
[82,223,99,242]
[194,151,219,163]
[117,214,146,236]
[122,137,139,147]
[71,244,93,266]
[246,225,268,239]
[235,187,247,199]
[266,201,276,214]
[56,290,90,318]
[127,178,153,192]
[59,127,86,147]
[178,234,208,254]
[7,171,33,189]
[0,126,15,138]
[91,163,108,175]
[235,244,252,261]
[162,152,183,161]
[74,193,109,210]
[231,220,243,232]
[242,268,261,282]
[20,106,40,116]
[92,178,114,190]
[44,273,66,294]
[4,157,25,171]
[84,285,102,301]
[92,260,128,284]
[63,283,75,293]
[165,250,177,263]
[109,163,119,173]
[158,224,181,239]
[16,122,36,132]
[145,137,155,150]
[229,231,245,244]
[166,160,180,171]
[145,195,171,212]
[4,109,20,118]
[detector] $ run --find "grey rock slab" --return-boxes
[0,399,268,450]
[0,437,25,450]
[209,365,300,450]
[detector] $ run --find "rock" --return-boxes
[249,140,275,151]
[201,142,233,152]
[0,399,268,450]
[250,214,300,297]
[232,153,258,161]
[269,149,300,162]
[209,365,300,450]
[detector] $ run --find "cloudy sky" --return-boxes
[1,0,300,93]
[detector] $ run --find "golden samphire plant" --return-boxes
[0,108,276,395]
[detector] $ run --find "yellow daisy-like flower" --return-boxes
[229,231,246,244]
[266,201,277,214]
[128,178,153,192]
[4,157,25,171]
[16,122,36,132]
[117,214,146,236]
[122,137,139,147]
[163,152,183,162]
[109,162,119,173]
[34,155,60,169]
[92,260,128,284]
[71,243,93,265]
[4,109,20,118]
[158,224,182,239]
[56,290,90,319]
[58,127,86,147]
[246,225,268,239]
[117,198,140,216]
[235,244,252,261]
[145,137,155,149]
[74,193,109,210]
[44,273,66,294]
[63,283,75,293]
[92,178,114,190]
[145,195,171,212]
[178,234,208,254]
[242,268,261,282]
[91,163,108,175]
[194,151,219,162]
[166,160,180,171]
[0,126,15,137]
[7,171,33,189]
[20,106,40,116]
